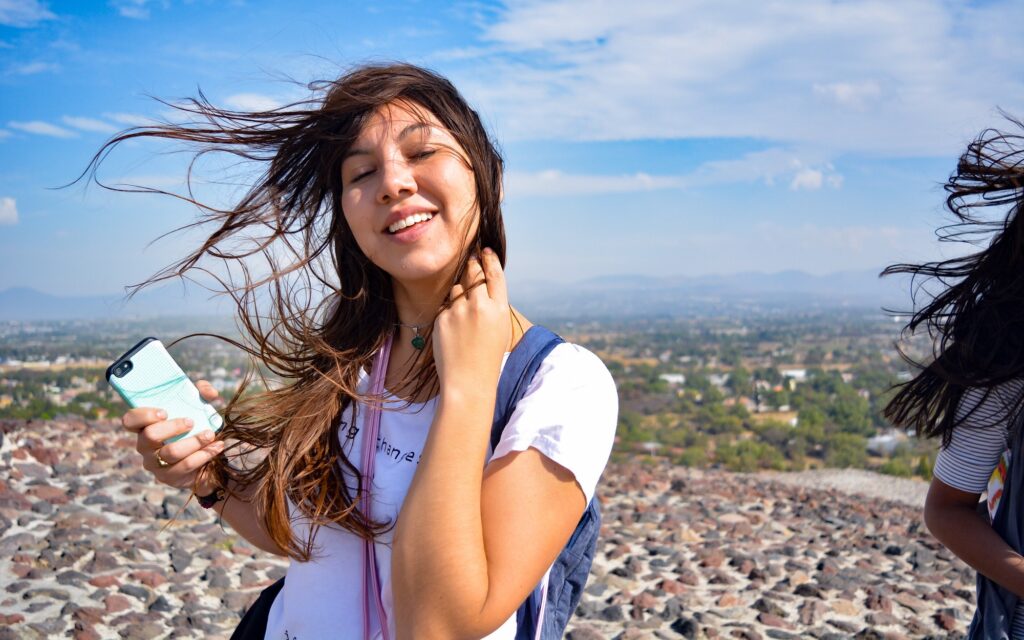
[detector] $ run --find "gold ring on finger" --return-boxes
[155,449,171,468]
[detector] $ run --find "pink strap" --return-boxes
[361,332,393,640]
[534,576,548,640]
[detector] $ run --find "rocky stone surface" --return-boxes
[1,419,975,638]
[571,463,974,638]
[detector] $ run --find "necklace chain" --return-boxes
[396,320,430,331]
[396,320,429,351]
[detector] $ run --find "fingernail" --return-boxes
[483,247,494,255]
[156,410,167,420]
[199,431,213,443]
[183,418,194,428]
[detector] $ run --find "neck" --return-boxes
[391,276,448,329]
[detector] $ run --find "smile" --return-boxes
[388,212,434,234]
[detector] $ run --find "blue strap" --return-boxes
[488,324,565,640]
[490,325,564,454]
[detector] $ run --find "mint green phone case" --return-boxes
[107,338,223,444]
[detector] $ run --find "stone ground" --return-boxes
[1,419,972,639]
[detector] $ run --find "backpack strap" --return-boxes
[490,325,564,454]
[487,325,569,640]
[969,413,1024,638]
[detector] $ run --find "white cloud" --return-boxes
[813,81,882,111]
[223,93,282,112]
[110,0,154,19]
[8,61,59,75]
[0,129,11,140]
[103,112,154,126]
[506,148,843,197]
[0,197,17,225]
[790,169,823,191]
[451,0,1024,156]
[8,120,76,138]
[0,0,56,27]
[685,149,839,189]
[506,169,683,197]
[61,116,118,133]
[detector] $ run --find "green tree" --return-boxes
[824,433,867,468]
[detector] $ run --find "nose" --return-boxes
[376,155,417,204]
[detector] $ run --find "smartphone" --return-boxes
[106,337,223,444]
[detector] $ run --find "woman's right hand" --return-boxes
[120,379,226,496]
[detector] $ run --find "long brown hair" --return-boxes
[883,116,1024,446]
[83,63,507,559]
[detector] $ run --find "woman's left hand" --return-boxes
[433,248,511,393]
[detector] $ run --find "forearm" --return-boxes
[926,502,1024,596]
[392,388,496,637]
[210,479,286,557]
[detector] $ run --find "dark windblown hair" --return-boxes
[81,63,506,560]
[883,115,1024,446]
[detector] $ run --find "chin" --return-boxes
[387,259,457,285]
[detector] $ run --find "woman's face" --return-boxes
[340,101,479,286]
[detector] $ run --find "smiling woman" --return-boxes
[82,63,618,640]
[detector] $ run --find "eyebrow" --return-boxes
[343,122,433,160]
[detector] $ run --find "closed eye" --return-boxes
[350,168,374,183]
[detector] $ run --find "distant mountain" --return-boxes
[512,269,913,317]
[0,286,230,321]
[0,269,915,321]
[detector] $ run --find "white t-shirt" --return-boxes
[933,380,1024,638]
[263,341,618,640]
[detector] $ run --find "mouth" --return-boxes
[386,212,435,235]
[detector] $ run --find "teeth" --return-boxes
[388,212,433,234]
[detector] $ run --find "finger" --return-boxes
[138,418,194,451]
[160,430,218,463]
[464,256,487,299]
[449,283,465,303]
[481,248,508,306]
[461,254,483,284]
[172,441,226,477]
[196,379,220,402]
[122,407,168,432]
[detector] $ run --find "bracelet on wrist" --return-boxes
[195,486,225,509]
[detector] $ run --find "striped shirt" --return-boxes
[933,380,1024,636]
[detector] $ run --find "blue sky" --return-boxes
[1,0,1022,295]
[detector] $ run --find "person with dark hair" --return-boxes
[101,64,617,639]
[884,118,1024,638]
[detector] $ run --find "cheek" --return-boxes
[340,192,376,254]
[437,166,479,226]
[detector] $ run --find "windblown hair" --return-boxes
[883,116,1024,447]
[84,63,506,559]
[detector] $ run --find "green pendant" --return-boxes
[411,335,426,350]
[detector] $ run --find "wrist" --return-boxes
[194,484,225,509]
[440,379,498,407]
[192,473,224,502]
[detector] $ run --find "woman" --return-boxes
[106,64,618,639]
[884,118,1024,637]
